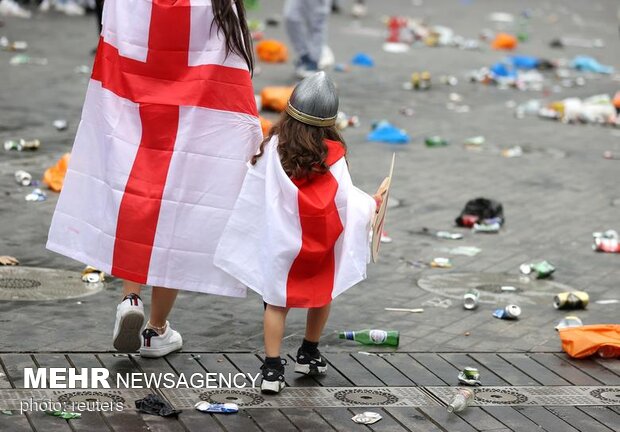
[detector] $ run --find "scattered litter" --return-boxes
[445,246,481,257]
[411,71,431,90]
[351,52,374,67]
[422,297,452,308]
[43,153,70,192]
[501,286,517,292]
[46,410,81,420]
[4,138,40,151]
[260,86,294,112]
[384,307,424,313]
[570,56,613,74]
[559,324,620,359]
[10,54,47,65]
[447,388,474,413]
[463,288,480,310]
[435,230,463,240]
[81,266,105,283]
[25,188,46,202]
[383,42,409,53]
[352,412,382,425]
[593,230,619,253]
[0,36,27,51]
[501,145,523,158]
[195,402,238,414]
[367,121,410,144]
[53,119,68,131]
[595,299,619,305]
[1,410,12,416]
[464,136,485,150]
[555,316,583,331]
[425,136,448,147]
[339,329,400,346]
[430,257,452,268]
[493,304,521,320]
[491,33,518,50]
[256,39,288,63]
[554,292,589,310]
[458,367,481,386]
[74,65,91,74]
[14,170,32,186]
[550,37,604,49]
[520,261,555,279]
[335,111,360,130]
[455,198,504,229]
[135,394,181,417]
[473,218,502,233]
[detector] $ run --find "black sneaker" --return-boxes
[294,348,327,375]
[260,358,287,394]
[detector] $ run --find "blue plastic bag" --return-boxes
[570,56,613,74]
[490,62,516,78]
[351,52,374,67]
[367,121,410,144]
[510,55,539,70]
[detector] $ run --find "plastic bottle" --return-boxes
[339,329,399,347]
[447,388,474,413]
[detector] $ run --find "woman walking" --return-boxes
[47,0,262,358]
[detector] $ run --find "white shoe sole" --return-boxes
[294,362,327,375]
[261,380,285,394]
[140,341,182,358]
[112,310,144,353]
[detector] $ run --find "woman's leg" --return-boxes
[305,303,331,342]
[149,286,179,330]
[264,304,289,357]
[122,280,141,297]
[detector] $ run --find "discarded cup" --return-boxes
[493,304,521,320]
[458,367,481,386]
[555,316,583,331]
[447,388,474,413]
[554,292,589,310]
[520,261,555,279]
[352,411,382,424]
[194,402,238,414]
[14,170,32,186]
[463,289,480,310]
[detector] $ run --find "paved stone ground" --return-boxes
[0,0,619,430]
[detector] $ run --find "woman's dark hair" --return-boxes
[212,0,254,74]
[252,112,346,179]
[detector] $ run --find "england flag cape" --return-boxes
[214,137,376,308]
[46,0,262,296]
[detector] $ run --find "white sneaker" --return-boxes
[112,293,145,353]
[39,0,50,12]
[140,321,182,358]
[0,0,32,18]
[352,3,368,18]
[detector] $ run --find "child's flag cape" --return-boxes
[46,0,262,296]
[214,137,376,308]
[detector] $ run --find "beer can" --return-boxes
[458,367,481,386]
[462,367,479,380]
[14,170,32,186]
[555,316,583,331]
[493,304,521,320]
[554,291,589,310]
[194,402,238,414]
[463,289,480,310]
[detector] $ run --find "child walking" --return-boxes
[215,72,381,393]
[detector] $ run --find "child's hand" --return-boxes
[373,193,383,212]
[373,180,389,213]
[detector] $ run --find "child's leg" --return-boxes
[305,303,331,342]
[264,304,290,358]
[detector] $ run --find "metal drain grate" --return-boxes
[426,386,620,406]
[162,387,438,409]
[0,389,153,411]
[417,273,575,305]
[0,267,103,301]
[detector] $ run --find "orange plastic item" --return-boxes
[43,153,70,192]
[256,40,288,63]
[613,91,620,109]
[491,33,518,50]
[559,324,620,359]
[259,116,273,136]
[260,86,294,112]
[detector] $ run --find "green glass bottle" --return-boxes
[339,329,399,347]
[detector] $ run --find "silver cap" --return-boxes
[286,71,338,127]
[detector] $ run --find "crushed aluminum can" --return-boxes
[351,411,382,425]
[194,402,238,414]
[430,257,452,268]
[493,304,521,320]
[554,292,589,310]
[53,119,68,131]
[473,221,501,233]
[592,230,620,253]
[463,289,480,310]
[436,231,463,240]
[81,266,105,283]
[25,188,46,202]
[520,261,555,279]
[14,170,32,186]
[458,367,481,386]
[555,316,583,331]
